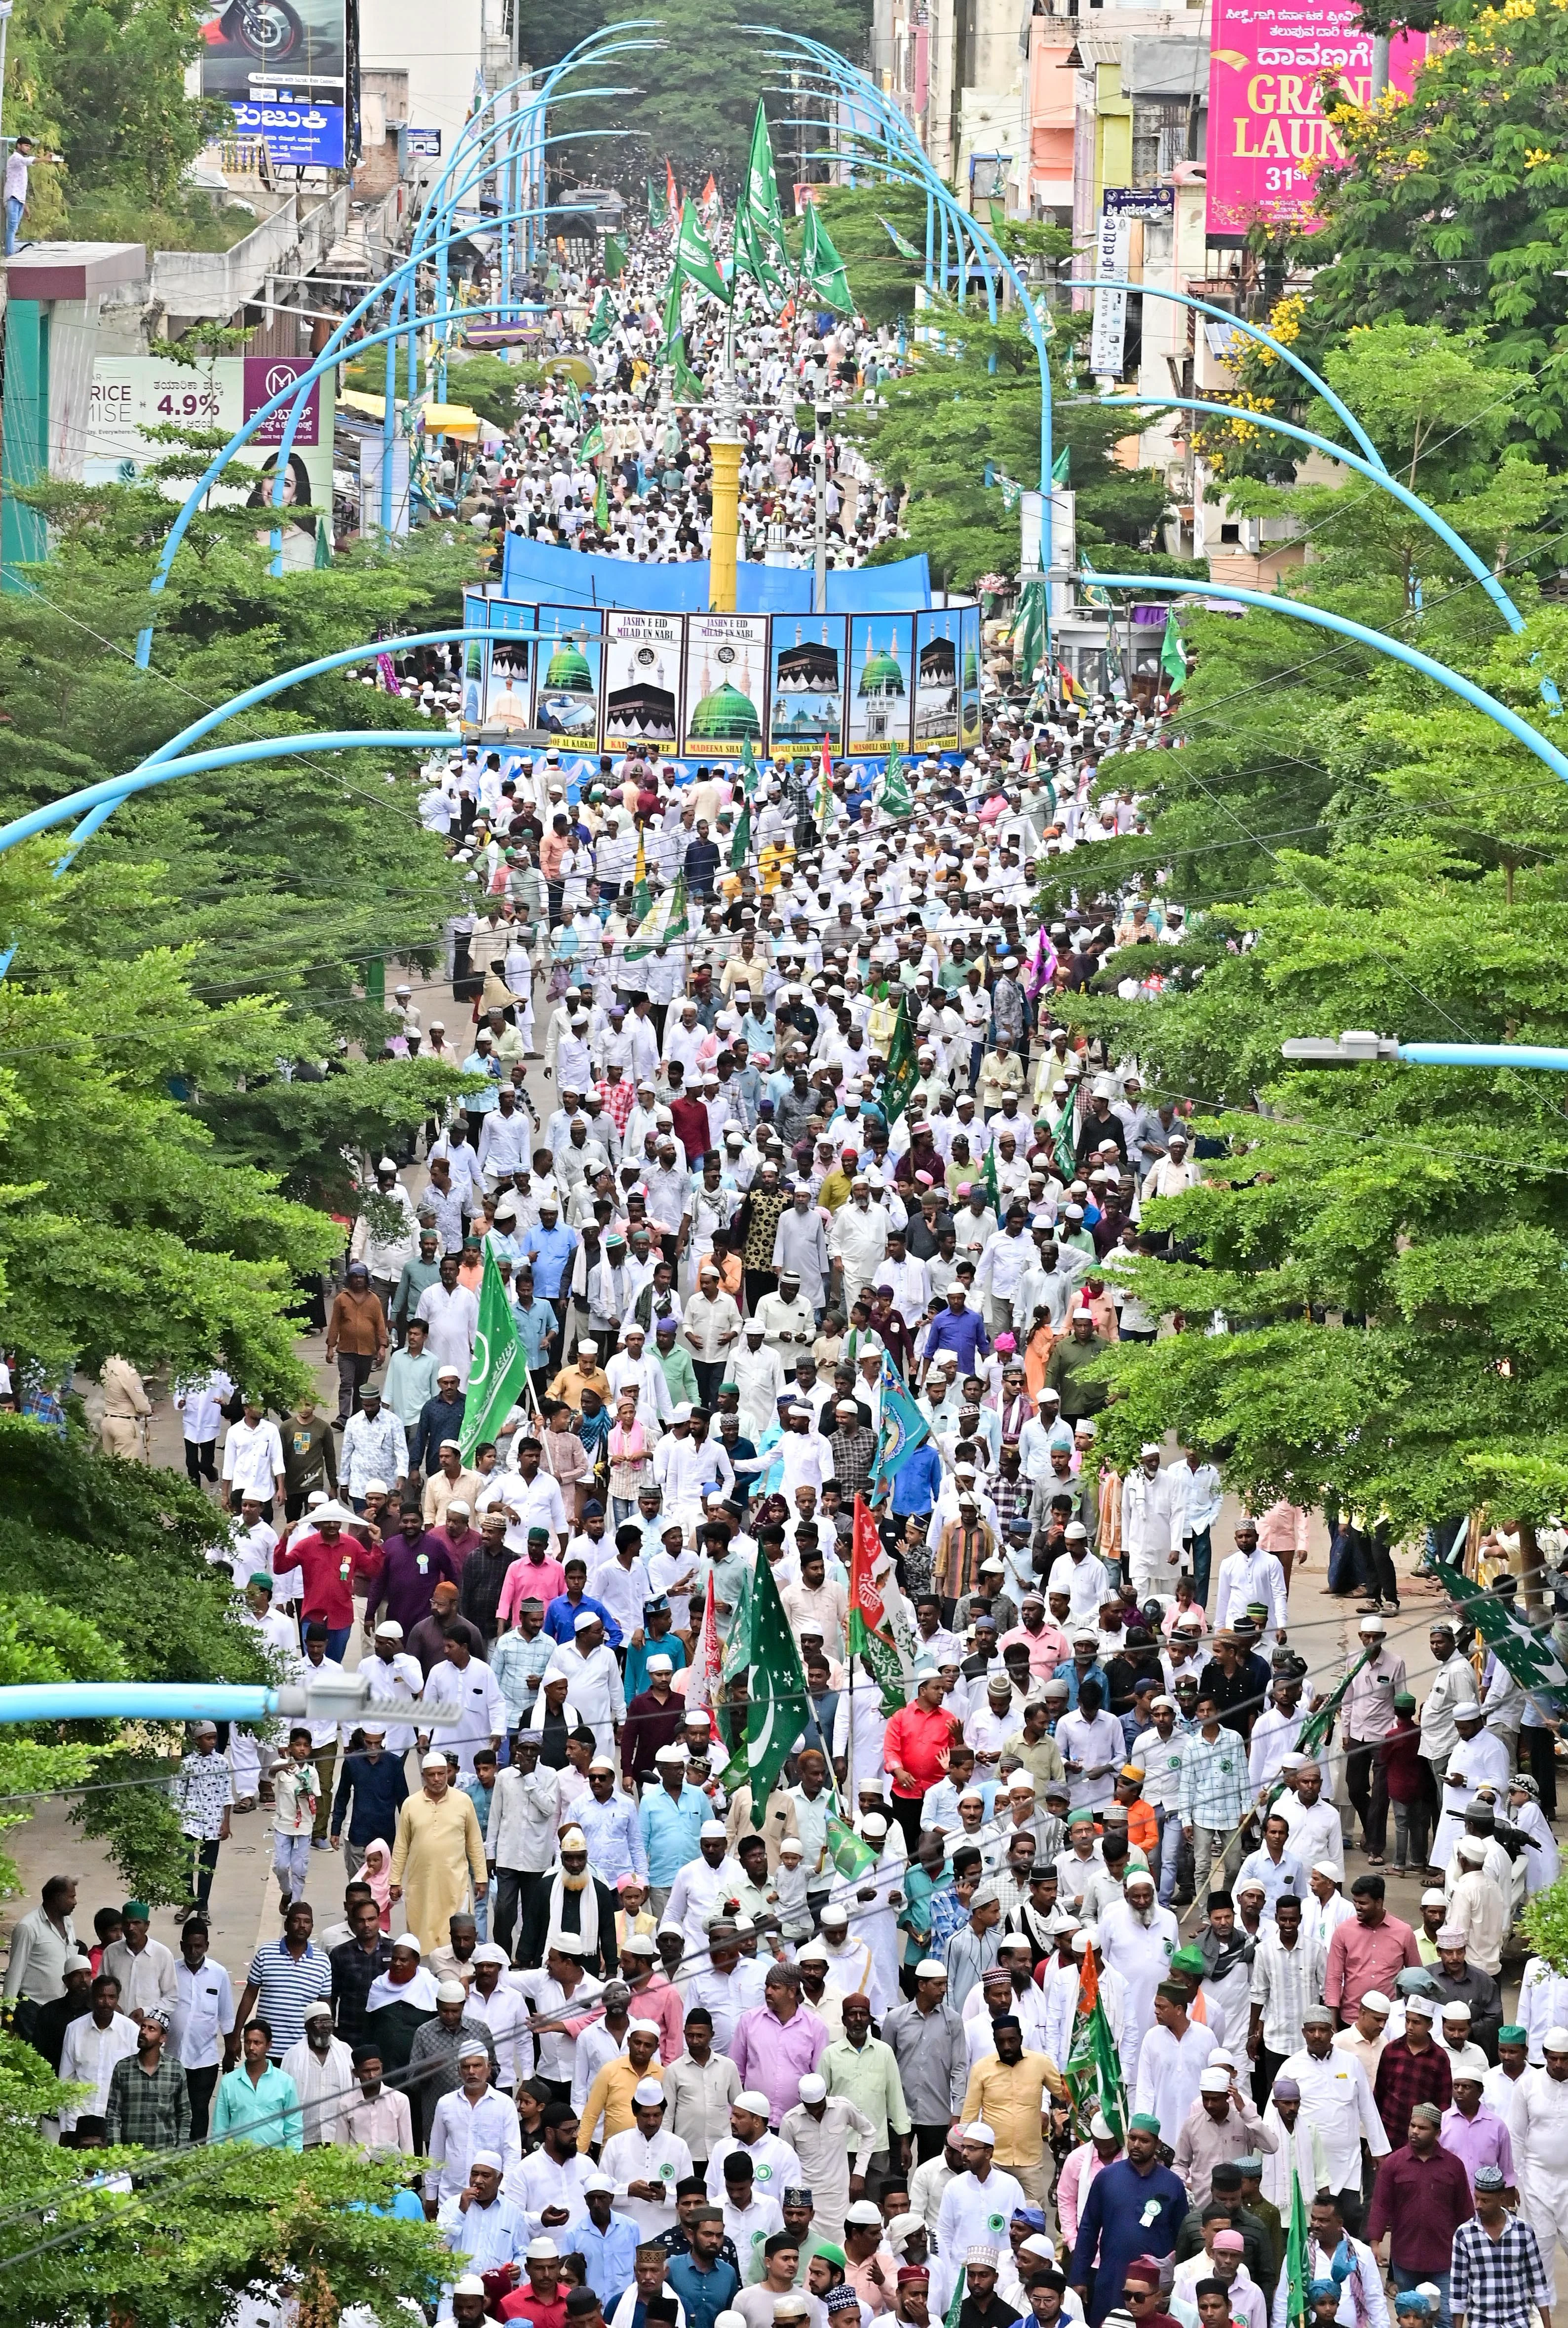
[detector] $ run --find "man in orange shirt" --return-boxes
[1113,1765,1160,1861]
[883,1668,962,1853]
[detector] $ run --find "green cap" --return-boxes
[1168,1945,1206,1976]
[1129,2113,1162,2134]
[122,1902,151,1921]
[249,1571,274,1591]
[1499,2024,1528,2043]
[1065,1808,1097,1828]
[815,2244,848,2269]
[718,1382,739,1395]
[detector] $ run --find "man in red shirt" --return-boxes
[883,1670,961,1851]
[1325,1873,1422,2023]
[272,1499,357,1659]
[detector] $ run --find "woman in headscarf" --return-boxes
[362,1837,393,1932]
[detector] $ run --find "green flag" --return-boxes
[868,1349,930,1499]
[1055,1105,1077,1184]
[624,871,689,962]
[648,173,667,228]
[313,517,331,569]
[579,420,606,464]
[981,1141,1001,1215]
[801,202,854,315]
[1052,444,1071,485]
[879,214,920,263]
[1160,609,1188,689]
[1431,1557,1568,1713]
[675,200,730,302]
[825,1810,878,1881]
[874,747,913,818]
[742,1552,808,1827]
[603,232,627,282]
[595,466,610,531]
[1285,2165,1310,2328]
[1012,577,1046,684]
[729,801,752,872]
[734,100,789,296]
[659,264,704,402]
[1064,1956,1127,2140]
[877,992,919,1126]
[588,288,614,346]
[988,197,1008,237]
[459,1246,531,1462]
[944,2269,968,2328]
[739,730,762,799]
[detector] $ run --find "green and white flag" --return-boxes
[739,730,762,799]
[801,201,854,315]
[742,1551,809,1827]
[734,100,789,296]
[588,289,614,345]
[675,200,730,303]
[1160,609,1188,690]
[874,747,913,819]
[1052,444,1071,485]
[623,870,689,962]
[825,1810,878,1881]
[879,214,920,263]
[1284,2165,1311,2328]
[459,1246,531,1462]
[877,991,919,1125]
[1432,1557,1568,1714]
[729,800,752,872]
[604,231,627,281]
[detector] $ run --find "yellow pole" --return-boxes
[709,437,740,611]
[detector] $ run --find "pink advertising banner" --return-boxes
[1205,0,1423,237]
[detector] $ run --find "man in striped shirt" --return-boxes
[229,1904,332,2066]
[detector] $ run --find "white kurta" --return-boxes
[932,2167,1028,2315]
[599,2123,693,2234]
[1098,1897,1177,2085]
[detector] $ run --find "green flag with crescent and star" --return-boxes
[741,1551,807,1825]
[648,174,667,227]
[734,99,789,297]
[1160,609,1189,689]
[1431,1559,1568,1713]
[801,201,854,315]
[459,1246,531,1462]
[624,871,690,963]
[675,200,730,302]
[877,991,919,1125]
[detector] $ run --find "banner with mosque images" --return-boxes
[487,600,535,729]
[535,607,604,755]
[683,613,769,760]
[913,611,962,755]
[847,613,916,759]
[958,605,983,749]
[766,614,847,758]
[1431,1554,1568,1716]
[603,611,685,757]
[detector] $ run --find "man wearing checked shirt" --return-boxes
[1179,1691,1254,1906]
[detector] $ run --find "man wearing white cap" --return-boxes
[546,1611,627,1761]
[703,2091,803,2205]
[390,1751,490,1955]
[435,2151,531,2288]
[1121,1447,1180,1605]
[1517,2025,1568,2284]
[931,2126,1027,2317]
[1172,2064,1278,2209]
[279,1999,354,2147]
[780,2073,877,2243]
[1212,1521,1288,1642]
[1447,1838,1507,1976]
[426,2036,523,2203]
[599,2075,693,2236]
[1275,1763,1343,1882]
[666,1823,746,1957]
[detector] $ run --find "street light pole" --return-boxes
[1282,1034,1568,1072]
[813,399,829,615]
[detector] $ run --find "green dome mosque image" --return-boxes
[963,641,979,690]
[858,633,907,698]
[544,636,594,692]
[689,650,761,742]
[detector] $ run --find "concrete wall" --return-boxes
[359,0,484,159]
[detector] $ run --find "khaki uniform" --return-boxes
[100,1355,151,1460]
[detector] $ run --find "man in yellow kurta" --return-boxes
[388,1754,488,1952]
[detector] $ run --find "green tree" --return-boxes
[1304,0,1568,467]
[0,2034,447,2328]
[514,0,873,183]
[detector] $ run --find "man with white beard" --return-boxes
[1097,1870,1177,2088]
[1121,1448,1180,1606]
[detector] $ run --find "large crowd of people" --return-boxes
[9,199,1563,2328]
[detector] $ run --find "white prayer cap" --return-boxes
[1311,1860,1342,1881]
[1421,1888,1449,1907]
[454,2277,489,2296]
[474,1944,509,1966]
[1457,1837,1487,1863]
[627,2020,663,2039]
[473,2150,505,2171]
[915,1959,947,1980]
[633,2076,666,2105]
[584,2171,617,2193]
[798,2073,828,2102]
[1436,1925,1467,1948]
[457,2037,491,2061]
[1090,2113,1115,2139]
[1199,2068,1231,2094]
[574,1610,603,1633]
[1442,2002,1472,2023]
[1544,2025,1568,2050]
[1360,1991,1392,2016]
[421,1751,450,1772]
[526,2238,562,2260]
[700,1819,728,1839]
[963,2121,996,2144]
[735,2090,772,2114]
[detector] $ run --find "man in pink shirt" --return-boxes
[1057,2115,1124,2251]
[1324,1873,1421,2023]
[497,1530,568,1629]
[999,1594,1068,1680]
[732,1965,830,2127]
[1255,1501,1310,1586]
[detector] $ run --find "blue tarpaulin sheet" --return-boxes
[500,534,931,613]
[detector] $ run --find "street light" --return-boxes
[1281,1033,1568,1071]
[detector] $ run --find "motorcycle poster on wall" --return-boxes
[200,0,348,168]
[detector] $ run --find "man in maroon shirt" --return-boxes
[1366,2099,1473,2314]
[272,1500,357,1658]
[667,1068,712,1168]
[1372,1994,1453,2149]
[364,1501,457,1636]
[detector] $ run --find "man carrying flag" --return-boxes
[459,1247,531,1463]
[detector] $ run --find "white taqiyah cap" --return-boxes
[526,2238,562,2261]
[1311,1860,1342,1881]
[435,1979,468,2003]
[473,2149,506,2171]
[1361,1991,1392,2016]
[1421,1888,1450,1907]
[963,2121,996,2144]
[1545,2025,1568,2050]
[700,1819,728,1839]
[1199,2068,1231,2094]
[915,1959,947,1979]
[422,1751,450,1772]
[735,2090,771,2114]
[633,2076,666,2105]
[798,2073,828,2102]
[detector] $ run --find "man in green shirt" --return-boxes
[1043,1314,1109,1421]
[655,1316,700,1410]
[106,2011,190,2148]
[211,2020,303,2148]
[819,1995,911,2185]
[383,1316,439,1428]
[391,1228,442,1343]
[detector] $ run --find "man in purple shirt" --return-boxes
[731,1964,830,2128]
[1441,2071,1516,2196]
[363,1501,456,1635]
[919,1286,990,1383]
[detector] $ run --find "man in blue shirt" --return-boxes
[1069,2115,1186,2324]
[666,2212,741,2328]
[889,1438,944,1526]
[525,1199,579,1306]
[919,1285,990,1381]
[564,2174,641,2312]
[640,1756,709,1918]
[545,1560,624,1647]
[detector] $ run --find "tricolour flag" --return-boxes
[1063,1943,1127,2139]
[850,1495,906,1713]
[868,1348,930,1498]
[624,870,688,962]
[740,1550,808,1827]
[459,1246,531,1463]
